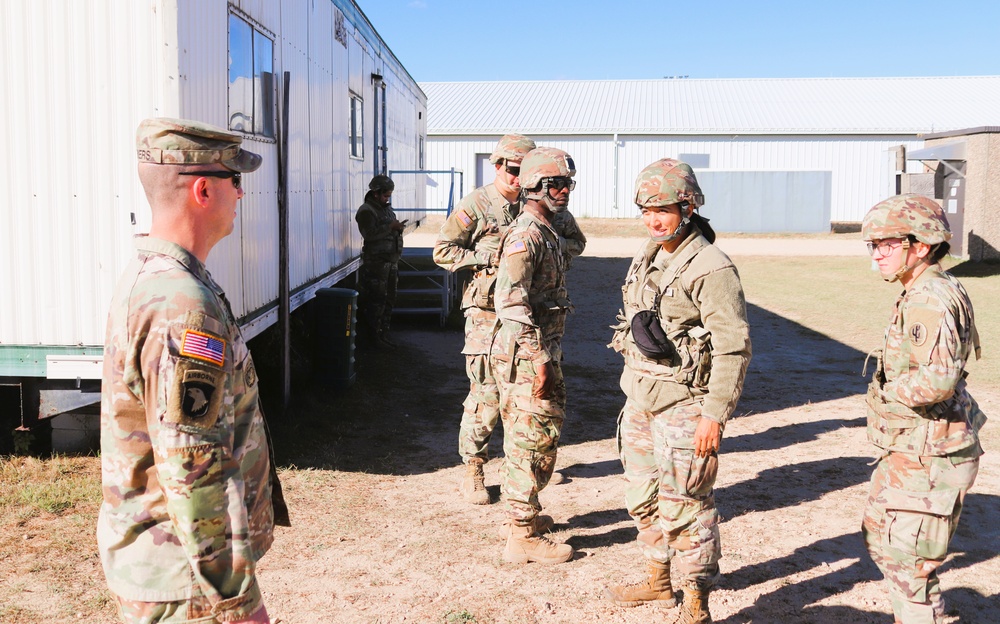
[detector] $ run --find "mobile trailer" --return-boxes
[0,0,427,451]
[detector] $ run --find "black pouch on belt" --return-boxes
[630,310,674,360]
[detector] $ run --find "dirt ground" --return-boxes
[248,240,999,624]
[3,232,997,623]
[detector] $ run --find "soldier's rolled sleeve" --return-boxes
[883,297,962,407]
[150,323,261,617]
[692,267,752,425]
[433,213,486,272]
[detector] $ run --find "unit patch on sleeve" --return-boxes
[180,329,226,367]
[457,209,474,228]
[167,360,225,430]
[909,322,928,347]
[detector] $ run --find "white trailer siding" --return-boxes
[0,0,425,377]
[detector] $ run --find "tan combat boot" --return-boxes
[496,515,554,539]
[460,458,489,505]
[502,523,574,564]
[605,560,676,608]
[673,581,711,624]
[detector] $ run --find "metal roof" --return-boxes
[421,76,1000,136]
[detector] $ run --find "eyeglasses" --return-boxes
[866,239,903,256]
[505,164,520,176]
[545,177,576,191]
[179,170,242,190]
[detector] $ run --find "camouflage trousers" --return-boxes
[458,353,501,463]
[491,354,566,525]
[115,584,218,624]
[359,256,398,338]
[617,398,721,583]
[862,450,979,623]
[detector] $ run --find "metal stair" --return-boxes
[393,247,456,327]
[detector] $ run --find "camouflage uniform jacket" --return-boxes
[98,237,281,619]
[433,183,521,312]
[866,264,986,456]
[610,227,751,423]
[356,192,403,261]
[493,210,572,365]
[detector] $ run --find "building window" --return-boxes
[229,14,274,138]
[349,93,364,159]
[678,153,710,168]
[419,136,425,169]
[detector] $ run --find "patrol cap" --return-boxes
[135,117,262,172]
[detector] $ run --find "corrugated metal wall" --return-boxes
[1,0,426,354]
[426,134,923,225]
[0,0,165,347]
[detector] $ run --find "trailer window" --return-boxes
[229,14,274,138]
[350,94,364,159]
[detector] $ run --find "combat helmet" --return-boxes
[862,194,951,282]
[368,174,395,193]
[634,158,705,243]
[519,147,576,212]
[490,133,536,164]
[634,158,704,209]
[862,194,951,245]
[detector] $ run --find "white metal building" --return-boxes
[421,77,1000,231]
[0,0,426,441]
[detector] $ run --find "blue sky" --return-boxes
[358,0,1000,82]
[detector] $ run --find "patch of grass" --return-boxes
[0,456,101,522]
[735,255,1000,393]
[443,608,479,623]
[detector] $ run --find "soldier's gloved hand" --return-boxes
[532,361,556,398]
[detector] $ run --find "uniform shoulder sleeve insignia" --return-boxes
[167,359,225,430]
[456,209,474,229]
[506,239,528,255]
[905,307,943,364]
[909,322,928,346]
[180,329,226,367]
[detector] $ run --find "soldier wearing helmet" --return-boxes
[356,174,406,348]
[433,136,585,506]
[606,158,751,623]
[860,194,984,623]
[488,147,578,564]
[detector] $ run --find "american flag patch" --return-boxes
[507,240,527,255]
[457,210,473,228]
[180,330,226,366]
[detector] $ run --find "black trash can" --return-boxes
[314,287,357,390]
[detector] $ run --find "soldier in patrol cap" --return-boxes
[861,194,985,623]
[606,158,751,623]
[356,174,405,348]
[490,147,578,564]
[99,117,289,624]
[433,134,586,507]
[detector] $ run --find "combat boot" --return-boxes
[459,458,489,505]
[502,523,574,564]
[496,515,554,539]
[673,580,712,624]
[605,560,676,608]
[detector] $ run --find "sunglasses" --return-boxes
[179,170,242,190]
[545,177,576,191]
[505,164,520,176]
